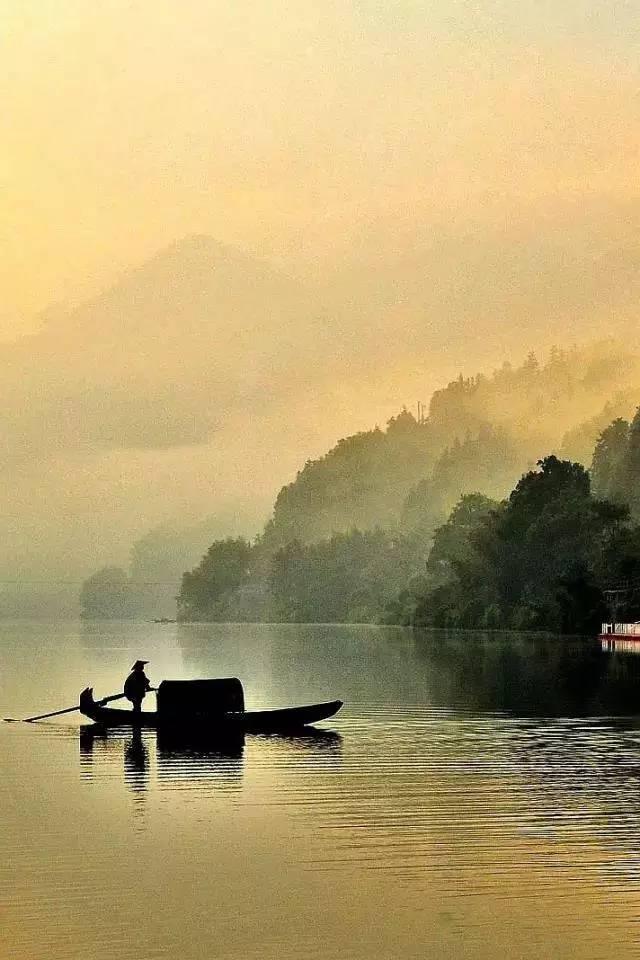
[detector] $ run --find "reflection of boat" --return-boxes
[601,636,640,656]
[80,719,342,798]
[157,726,245,757]
[79,678,343,733]
[80,722,245,757]
[79,724,245,794]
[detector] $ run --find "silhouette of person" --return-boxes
[124,660,152,715]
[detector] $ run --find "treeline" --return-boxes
[173,530,423,624]
[262,343,640,551]
[591,408,640,517]
[174,452,640,633]
[79,516,247,620]
[389,458,640,633]
[81,343,640,628]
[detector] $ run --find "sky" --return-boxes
[3,1,640,324]
[1,1,640,583]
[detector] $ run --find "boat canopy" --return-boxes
[157,678,245,721]
[601,623,640,637]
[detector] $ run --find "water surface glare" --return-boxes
[3,622,640,959]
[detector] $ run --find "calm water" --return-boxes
[3,622,640,960]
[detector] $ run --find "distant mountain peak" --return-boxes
[120,233,294,292]
[158,232,234,259]
[31,227,309,349]
[150,232,285,268]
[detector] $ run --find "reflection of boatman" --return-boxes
[124,660,152,714]
[124,728,149,800]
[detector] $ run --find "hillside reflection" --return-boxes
[411,631,640,717]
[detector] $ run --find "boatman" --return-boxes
[124,660,153,715]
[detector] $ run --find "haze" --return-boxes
[1,1,639,596]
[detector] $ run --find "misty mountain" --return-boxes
[3,234,329,459]
[0,235,346,590]
[143,343,640,625]
[262,343,640,550]
[3,223,640,608]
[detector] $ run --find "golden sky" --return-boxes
[2,1,639,327]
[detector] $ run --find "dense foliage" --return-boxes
[269,530,421,623]
[591,408,640,520]
[177,538,253,621]
[394,457,632,634]
[263,343,639,551]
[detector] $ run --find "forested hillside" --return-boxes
[263,342,640,551]
[389,457,636,633]
[82,341,640,624]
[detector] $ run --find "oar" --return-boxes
[3,692,127,723]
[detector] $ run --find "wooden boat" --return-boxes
[599,621,640,640]
[79,683,343,732]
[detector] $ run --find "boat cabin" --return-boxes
[156,678,245,723]
[600,623,640,638]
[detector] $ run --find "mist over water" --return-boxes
[4,622,640,960]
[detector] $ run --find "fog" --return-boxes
[1,1,640,592]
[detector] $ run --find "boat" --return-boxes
[79,678,343,733]
[599,622,640,640]
[599,621,640,654]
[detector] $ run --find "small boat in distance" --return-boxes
[79,678,343,733]
[599,622,640,640]
[600,622,640,655]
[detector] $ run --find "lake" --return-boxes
[3,620,640,960]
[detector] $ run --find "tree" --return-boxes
[426,493,498,586]
[484,457,618,631]
[407,457,631,634]
[80,566,136,620]
[177,538,253,621]
[623,407,640,517]
[591,418,630,503]
[269,529,421,623]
